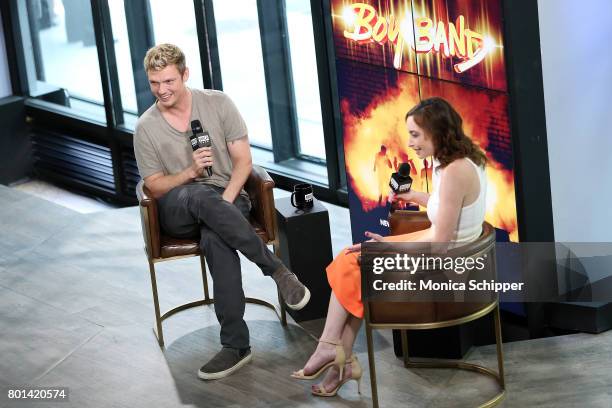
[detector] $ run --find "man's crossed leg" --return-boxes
[158,184,310,379]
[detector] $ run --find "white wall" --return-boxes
[0,8,12,98]
[538,0,612,242]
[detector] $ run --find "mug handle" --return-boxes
[291,192,297,208]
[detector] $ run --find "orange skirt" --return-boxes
[326,248,363,318]
[326,231,429,319]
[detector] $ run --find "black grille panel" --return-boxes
[31,131,116,192]
[121,149,140,197]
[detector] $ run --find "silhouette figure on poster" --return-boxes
[420,158,433,193]
[373,145,393,206]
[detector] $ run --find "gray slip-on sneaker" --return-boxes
[272,266,311,311]
[198,347,252,380]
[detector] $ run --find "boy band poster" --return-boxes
[331,0,518,242]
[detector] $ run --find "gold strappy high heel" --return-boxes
[291,339,346,380]
[311,355,363,397]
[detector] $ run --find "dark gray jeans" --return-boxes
[158,183,283,349]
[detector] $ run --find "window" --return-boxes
[285,0,325,160]
[108,0,136,114]
[212,0,272,149]
[26,0,105,121]
[149,0,203,91]
[110,0,204,129]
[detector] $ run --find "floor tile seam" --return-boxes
[3,215,88,266]
[32,327,105,383]
[29,214,88,251]
[0,283,106,329]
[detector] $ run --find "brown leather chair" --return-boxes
[364,211,505,408]
[136,165,286,347]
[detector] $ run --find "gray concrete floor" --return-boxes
[10,178,117,214]
[0,182,611,407]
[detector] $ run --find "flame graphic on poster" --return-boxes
[341,70,518,241]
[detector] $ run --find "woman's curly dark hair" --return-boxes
[405,97,487,168]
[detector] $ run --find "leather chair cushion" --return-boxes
[389,210,431,235]
[159,236,200,258]
[158,215,269,259]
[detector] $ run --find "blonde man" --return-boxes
[134,44,310,380]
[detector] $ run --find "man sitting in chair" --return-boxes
[133,43,310,380]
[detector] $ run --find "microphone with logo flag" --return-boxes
[189,119,213,177]
[389,163,413,212]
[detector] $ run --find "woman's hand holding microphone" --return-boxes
[388,189,415,205]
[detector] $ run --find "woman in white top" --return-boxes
[291,97,488,397]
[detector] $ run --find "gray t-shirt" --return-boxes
[133,88,249,199]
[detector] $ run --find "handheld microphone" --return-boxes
[388,163,413,213]
[389,163,413,193]
[190,120,213,177]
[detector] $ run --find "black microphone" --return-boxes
[389,162,413,193]
[388,163,413,213]
[190,119,213,177]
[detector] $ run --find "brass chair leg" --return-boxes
[400,329,410,368]
[273,242,287,326]
[365,324,379,408]
[200,255,210,301]
[149,242,288,348]
[148,260,164,347]
[396,306,506,407]
[494,305,505,388]
[277,288,287,326]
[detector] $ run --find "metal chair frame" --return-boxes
[145,241,287,348]
[364,300,505,408]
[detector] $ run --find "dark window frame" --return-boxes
[257,0,299,159]
[193,0,222,91]
[124,0,155,116]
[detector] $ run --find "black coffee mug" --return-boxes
[291,183,314,209]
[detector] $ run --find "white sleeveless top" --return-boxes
[426,158,487,243]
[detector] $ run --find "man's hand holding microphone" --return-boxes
[189,120,214,178]
[189,147,213,178]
